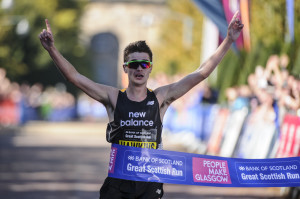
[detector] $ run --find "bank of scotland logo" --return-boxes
[239,166,245,171]
[128,155,134,161]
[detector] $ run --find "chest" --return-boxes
[115,98,158,121]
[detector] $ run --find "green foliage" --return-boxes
[248,0,300,75]
[216,0,300,102]
[216,50,240,102]
[293,46,300,77]
[154,0,299,96]
[0,0,88,85]
[152,0,203,76]
[250,0,286,47]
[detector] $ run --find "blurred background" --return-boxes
[0,0,300,198]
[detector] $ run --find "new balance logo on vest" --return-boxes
[147,101,154,105]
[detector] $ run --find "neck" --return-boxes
[126,86,148,102]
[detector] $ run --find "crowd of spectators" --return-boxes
[0,54,299,157]
[0,67,107,126]
[222,54,300,121]
[159,53,300,158]
[245,54,299,124]
[0,54,298,126]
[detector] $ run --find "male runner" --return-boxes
[39,11,243,199]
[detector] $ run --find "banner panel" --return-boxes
[108,144,300,187]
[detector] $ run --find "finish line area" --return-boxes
[0,121,292,198]
[108,144,300,188]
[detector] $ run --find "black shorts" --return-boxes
[99,177,164,199]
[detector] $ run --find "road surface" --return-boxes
[0,122,288,199]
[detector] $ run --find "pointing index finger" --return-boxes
[45,19,52,34]
[232,11,240,20]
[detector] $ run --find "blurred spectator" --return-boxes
[225,85,251,111]
[77,92,107,122]
[20,83,43,123]
[46,83,77,122]
[0,70,21,126]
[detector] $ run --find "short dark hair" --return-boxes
[123,40,152,62]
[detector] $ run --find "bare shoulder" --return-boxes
[105,85,120,107]
[101,86,119,121]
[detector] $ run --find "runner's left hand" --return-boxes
[227,11,244,42]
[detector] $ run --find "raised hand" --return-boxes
[227,11,244,42]
[39,19,54,51]
[266,55,280,70]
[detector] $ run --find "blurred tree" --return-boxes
[152,0,203,76]
[250,0,286,48]
[0,0,88,87]
[245,0,300,75]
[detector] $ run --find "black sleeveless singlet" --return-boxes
[106,88,163,149]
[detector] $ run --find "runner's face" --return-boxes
[125,52,152,86]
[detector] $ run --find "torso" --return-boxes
[106,88,163,149]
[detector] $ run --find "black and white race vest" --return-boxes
[106,88,162,149]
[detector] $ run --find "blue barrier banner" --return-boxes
[108,144,300,187]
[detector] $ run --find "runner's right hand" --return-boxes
[39,19,54,51]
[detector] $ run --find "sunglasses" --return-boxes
[124,60,152,69]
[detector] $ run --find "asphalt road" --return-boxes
[0,122,289,199]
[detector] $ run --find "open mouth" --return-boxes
[135,74,144,78]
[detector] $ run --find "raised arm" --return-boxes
[39,19,118,109]
[155,11,244,114]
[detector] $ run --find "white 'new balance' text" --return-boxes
[120,111,154,127]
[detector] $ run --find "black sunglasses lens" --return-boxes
[128,62,150,69]
[128,62,139,69]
